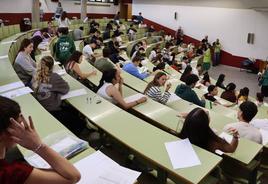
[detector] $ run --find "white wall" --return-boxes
[133,1,268,60]
[0,0,119,14]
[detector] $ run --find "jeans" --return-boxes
[214,52,220,65]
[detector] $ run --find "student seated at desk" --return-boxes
[204,85,219,103]
[90,30,103,49]
[54,27,75,66]
[32,56,85,135]
[204,85,233,107]
[83,40,99,65]
[215,74,226,90]
[58,11,71,28]
[220,83,237,103]
[73,26,84,41]
[94,47,115,73]
[122,56,150,80]
[0,96,81,184]
[97,69,147,109]
[131,47,145,61]
[65,51,97,80]
[237,87,249,104]
[144,72,171,104]
[180,65,192,83]
[200,72,211,87]
[175,74,206,107]
[14,38,36,86]
[127,24,137,41]
[180,108,238,153]
[224,101,262,144]
[255,92,264,107]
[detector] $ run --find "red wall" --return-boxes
[144,18,260,69]
[0,13,115,25]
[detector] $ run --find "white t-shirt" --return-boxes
[250,119,268,131]
[149,50,157,62]
[58,18,71,28]
[83,45,93,59]
[223,122,262,144]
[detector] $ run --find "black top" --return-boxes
[204,93,217,102]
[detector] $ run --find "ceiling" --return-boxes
[133,0,268,10]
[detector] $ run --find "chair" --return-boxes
[14,24,20,34]
[8,25,15,36]
[2,26,9,38]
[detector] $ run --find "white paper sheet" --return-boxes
[260,129,268,145]
[124,93,145,103]
[0,55,8,59]
[165,139,201,169]
[55,68,66,76]
[54,61,61,65]
[0,81,24,93]
[0,87,33,99]
[214,96,228,105]
[75,151,141,184]
[167,93,181,103]
[61,89,87,100]
[219,132,233,144]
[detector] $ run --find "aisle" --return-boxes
[209,65,261,99]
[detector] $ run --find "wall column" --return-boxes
[81,0,87,20]
[32,0,40,23]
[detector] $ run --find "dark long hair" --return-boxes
[144,72,167,93]
[216,74,225,87]
[202,72,211,84]
[19,38,33,52]
[0,96,21,134]
[237,87,249,100]
[97,69,117,90]
[180,65,192,82]
[179,108,221,150]
[67,51,82,64]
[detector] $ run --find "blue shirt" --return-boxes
[122,63,149,80]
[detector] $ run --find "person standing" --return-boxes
[214,39,221,66]
[259,64,268,97]
[54,2,63,20]
[203,45,212,71]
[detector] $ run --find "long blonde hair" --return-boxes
[144,72,167,93]
[33,56,54,92]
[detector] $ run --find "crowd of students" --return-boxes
[3,16,268,183]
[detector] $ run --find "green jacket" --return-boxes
[203,49,211,63]
[175,84,206,107]
[261,70,268,86]
[54,35,75,65]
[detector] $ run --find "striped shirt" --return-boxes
[145,86,171,104]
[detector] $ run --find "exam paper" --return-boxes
[260,129,268,145]
[0,87,33,99]
[75,151,141,184]
[61,89,87,100]
[0,81,24,93]
[165,139,201,169]
[124,93,145,103]
[55,68,67,76]
[219,132,233,144]
[167,93,181,103]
